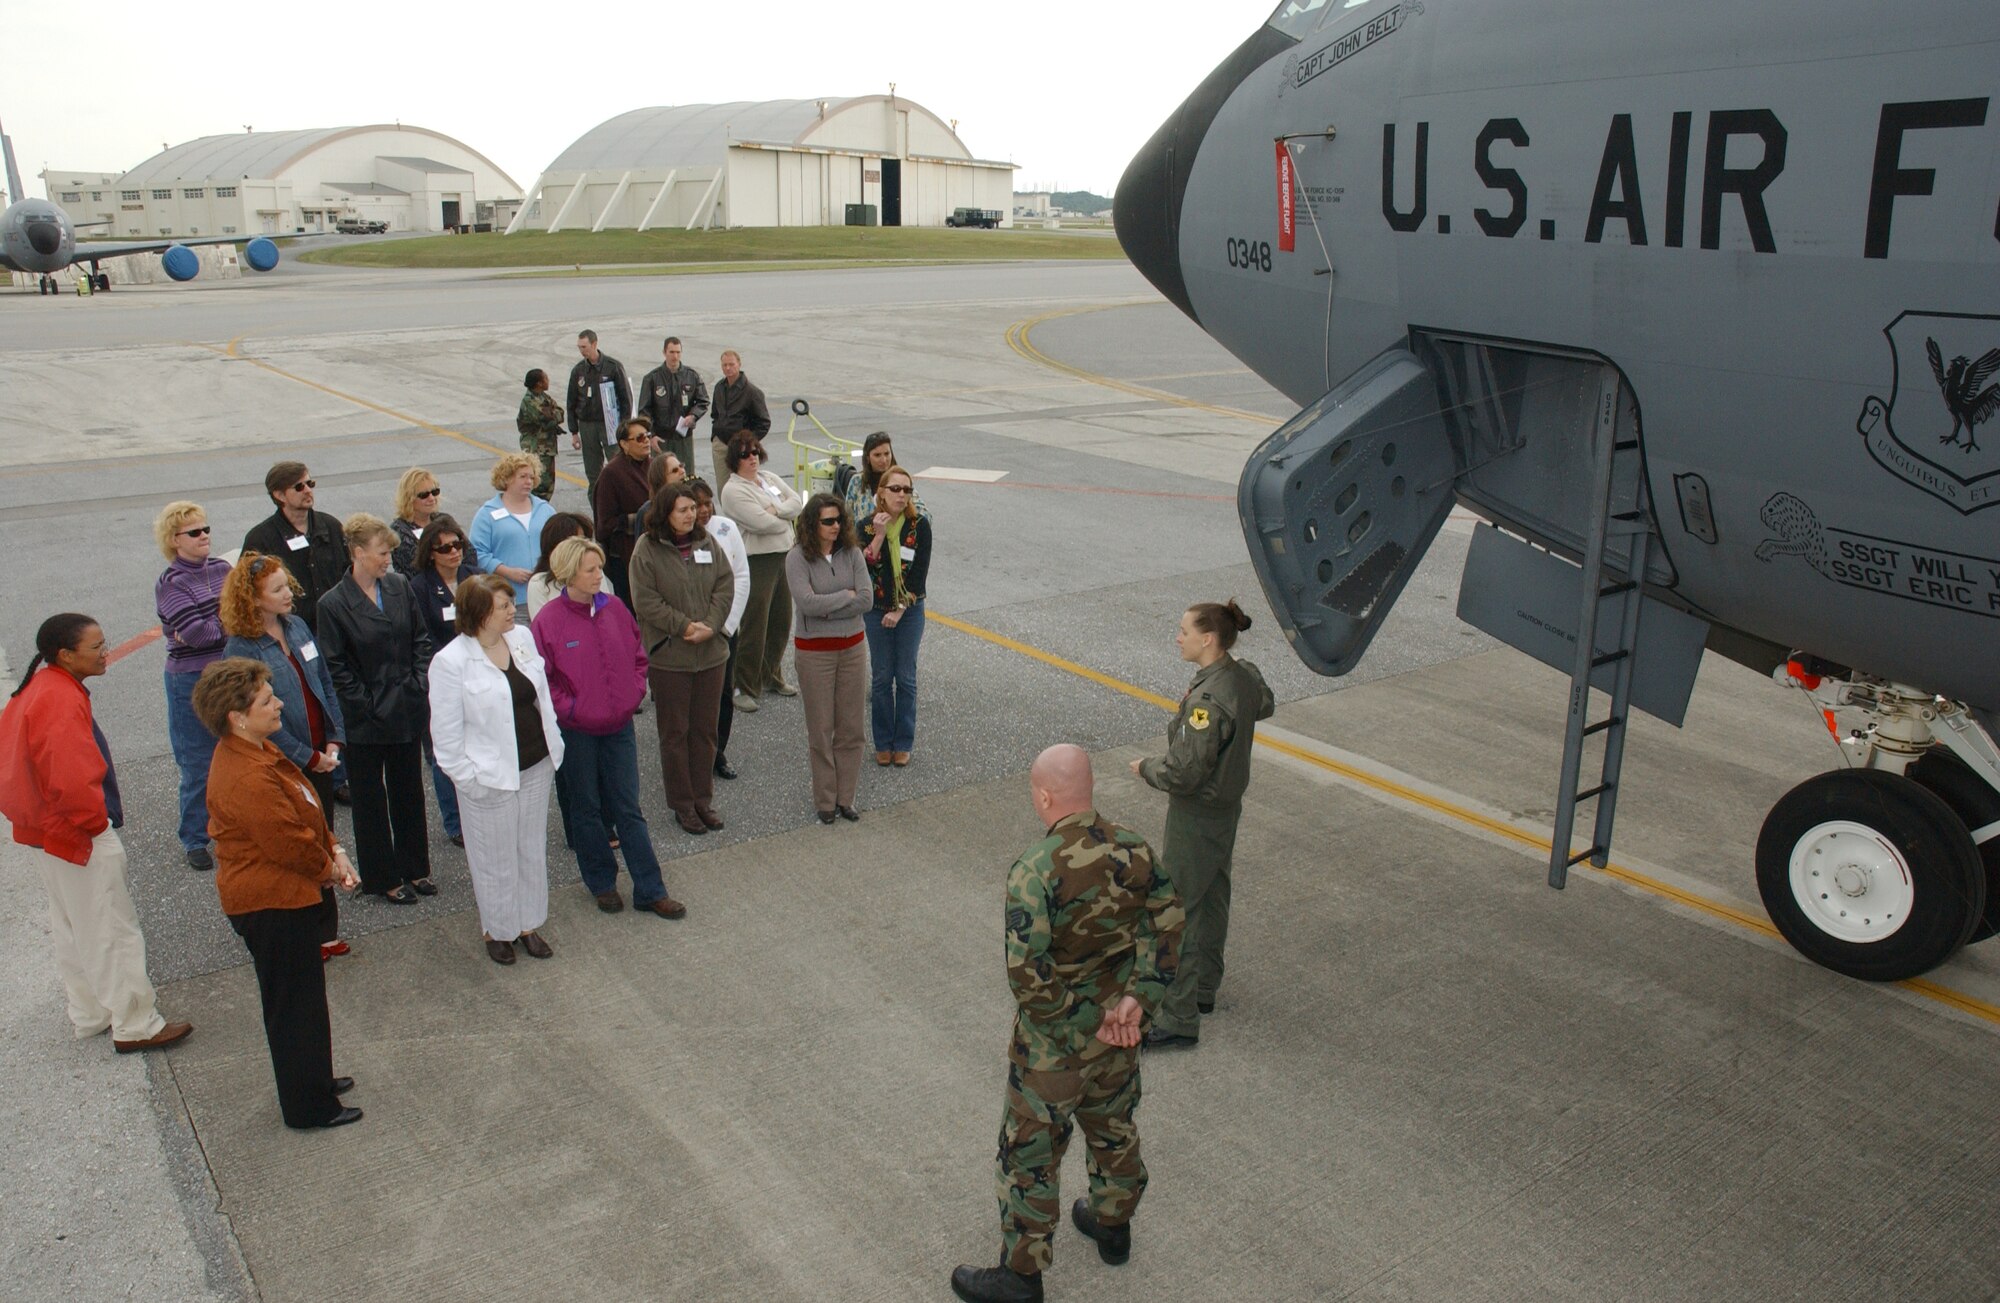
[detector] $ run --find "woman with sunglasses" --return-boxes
[718,435,804,711]
[411,517,473,847]
[858,466,931,767]
[786,493,873,824]
[391,468,478,577]
[154,501,233,870]
[220,554,351,961]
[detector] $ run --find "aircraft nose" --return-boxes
[26,219,61,256]
[1114,23,1296,327]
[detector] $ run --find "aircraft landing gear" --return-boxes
[92,271,110,292]
[1761,664,2000,980]
[37,274,54,295]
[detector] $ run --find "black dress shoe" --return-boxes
[817,810,837,825]
[409,877,438,896]
[1141,1027,1198,1050]
[950,1264,1042,1303]
[1071,1199,1131,1264]
[184,846,213,871]
[371,884,418,905]
[713,756,738,780]
[332,785,352,805]
[332,1076,355,1095]
[836,804,860,822]
[321,1106,363,1128]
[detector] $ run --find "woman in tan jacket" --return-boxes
[717,435,804,710]
[195,658,363,1130]
[629,484,736,836]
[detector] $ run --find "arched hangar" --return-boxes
[509,96,1016,233]
[111,125,523,238]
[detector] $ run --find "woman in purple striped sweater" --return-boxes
[154,502,234,870]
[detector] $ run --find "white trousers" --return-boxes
[36,831,165,1041]
[458,757,553,942]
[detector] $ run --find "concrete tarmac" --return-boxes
[0,262,1995,1302]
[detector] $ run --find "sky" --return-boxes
[3,0,1271,202]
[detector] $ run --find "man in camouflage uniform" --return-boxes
[951,743,1183,1303]
[516,368,565,500]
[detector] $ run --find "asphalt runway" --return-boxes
[1,260,1994,1302]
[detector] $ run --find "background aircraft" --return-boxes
[0,118,284,294]
[1116,0,2000,982]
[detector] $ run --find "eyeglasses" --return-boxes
[177,525,212,538]
[739,451,761,460]
[435,540,464,553]
[415,487,441,499]
[291,479,316,492]
[883,485,911,495]
[817,515,842,526]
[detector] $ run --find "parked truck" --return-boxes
[945,207,1001,229]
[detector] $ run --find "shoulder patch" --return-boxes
[1188,707,1210,730]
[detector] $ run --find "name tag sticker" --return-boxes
[299,642,319,662]
[900,546,916,562]
[490,507,509,520]
[285,535,309,551]
[299,782,320,807]
[694,549,713,563]
[441,604,456,620]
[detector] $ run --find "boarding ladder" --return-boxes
[1548,371,1654,889]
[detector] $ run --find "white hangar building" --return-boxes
[509,96,1016,233]
[107,125,523,238]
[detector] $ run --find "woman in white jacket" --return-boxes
[717,435,804,710]
[428,574,565,965]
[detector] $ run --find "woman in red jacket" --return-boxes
[0,614,191,1054]
[195,657,363,1129]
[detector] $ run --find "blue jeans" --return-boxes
[863,605,924,754]
[422,737,461,840]
[557,721,667,905]
[164,670,217,851]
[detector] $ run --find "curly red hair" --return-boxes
[219,552,302,638]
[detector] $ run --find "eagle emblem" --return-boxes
[1927,338,2000,454]
[1187,707,1211,731]
[1857,312,2000,514]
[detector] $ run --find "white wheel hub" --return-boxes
[1789,820,1914,942]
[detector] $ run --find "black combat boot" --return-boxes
[1070,1199,1131,1265]
[949,1262,1043,1303]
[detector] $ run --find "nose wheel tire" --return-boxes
[1755,769,1985,982]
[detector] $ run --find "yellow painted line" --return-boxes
[933,607,2000,1028]
[1004,306,1276,425]
[195,336,588,488]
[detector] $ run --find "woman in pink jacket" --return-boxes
[528,536,682,919]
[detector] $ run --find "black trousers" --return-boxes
[716,632,740,759]
[345,740,430,893]
[230,905,340,1128]
[605,551,631,607]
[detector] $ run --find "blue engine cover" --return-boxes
[160,245,199,281]
[243,237,279,272]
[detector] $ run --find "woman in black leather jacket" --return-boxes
[317,513,434,904]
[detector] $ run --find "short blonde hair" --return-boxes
[394,467,439,520]
[343,512,396,551]
[491,453,540,490]
[154,501,207,559]
[548,536,606,587]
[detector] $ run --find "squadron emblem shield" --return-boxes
[1857,311,2000,514]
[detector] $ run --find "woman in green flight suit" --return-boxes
[1129,599,1274,1049]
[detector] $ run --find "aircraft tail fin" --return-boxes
[0,118,24,206]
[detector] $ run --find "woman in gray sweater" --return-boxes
[785,494,873,823]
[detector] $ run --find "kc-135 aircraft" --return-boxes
[1116,0,2000,981]
[0,119,286,293]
